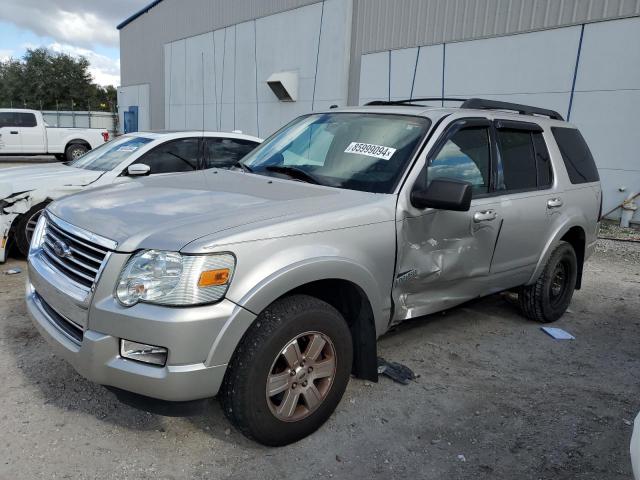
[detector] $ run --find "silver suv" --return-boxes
[26,99,601,445]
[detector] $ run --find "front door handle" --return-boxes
[9,131,18,134]
[547,198,563,209]
[473,209,497,222]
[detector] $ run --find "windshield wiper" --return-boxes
[264,165,322,185]
[233,161,253,173]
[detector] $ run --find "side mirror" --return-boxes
[410,178,472,211]
[127,164,151,176]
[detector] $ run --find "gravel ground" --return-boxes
[0,240,638,479]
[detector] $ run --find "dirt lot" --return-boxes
[0,236,639,479]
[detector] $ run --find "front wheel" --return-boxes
[15,203,48,257]
[519,241,578,323]
[220,294,353,446]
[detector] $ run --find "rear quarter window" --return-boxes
[551,127,599,184]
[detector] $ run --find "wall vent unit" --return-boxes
[267,71,298,102]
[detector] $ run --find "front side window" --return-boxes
[205,138,258,169]
[241,113,431,193]
[0,112,15,127]
[135,137,200,174]
[68,136,154,171]
[428,127,491,196]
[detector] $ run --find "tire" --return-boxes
[220,294,353,446]
[65,143,88,161]
[518,241,578,323]
[15,203,48,257]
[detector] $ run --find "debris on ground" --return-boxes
[457,454,467,462]
[599,220,640,242]
[3,267,22,275]
[377,357,417,385]
[541,327,575,340]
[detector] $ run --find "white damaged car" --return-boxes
[0,130,261,262]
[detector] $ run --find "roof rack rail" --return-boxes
[364,97,467,107]
[363,97,564,121]
[460,98,564,121]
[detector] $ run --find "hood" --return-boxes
[49,169,394,252]
[0,164,102,198]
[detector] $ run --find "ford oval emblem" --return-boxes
[52,239,72,259]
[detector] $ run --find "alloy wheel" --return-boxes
[265,331,337,422]
[25,209,43,245]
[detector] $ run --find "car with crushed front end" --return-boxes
[25,98,601,446]
[0,130,261,262]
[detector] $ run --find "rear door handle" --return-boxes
[473,209,497,222]
[9,131,18,134]
[547,198,563,209]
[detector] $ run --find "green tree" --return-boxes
[0,48,116,111]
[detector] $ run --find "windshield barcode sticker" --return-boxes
[344,142,396,160]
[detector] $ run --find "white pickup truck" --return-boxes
[0,109,109,161]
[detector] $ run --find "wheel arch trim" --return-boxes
[208,257,385,378]
[527,220,586,287]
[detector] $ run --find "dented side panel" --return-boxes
[392,196,503,322]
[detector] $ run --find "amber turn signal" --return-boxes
[198,268,230,288]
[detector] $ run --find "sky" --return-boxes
[0,0,150,86]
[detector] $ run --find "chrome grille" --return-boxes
[41,216,110,289]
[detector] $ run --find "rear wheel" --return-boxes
[518,241,577,323]
[220,294,353,446]
[15,203,48,257]
[65,143,88,162]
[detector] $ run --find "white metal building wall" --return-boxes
[117,84,150,132]
[162,0,352,137]
[119,0,322,130]
[348,0,640,103]
[358,15,640,221]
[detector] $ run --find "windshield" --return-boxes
[241,113,431,193]
[68,136,154,171]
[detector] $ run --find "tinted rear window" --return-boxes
[15,113,37,127]
[551,127,599,184]
[532,132,552,188]
[497,129,538,191]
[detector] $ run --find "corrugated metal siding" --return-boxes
[353,0,640,53]
[119,0,322,129]
[347,0,640,103]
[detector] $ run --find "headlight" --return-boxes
[29,214,47,257]
[116,250,235,307]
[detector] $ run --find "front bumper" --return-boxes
[26,251,257,402]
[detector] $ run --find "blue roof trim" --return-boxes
[117,0,165,30]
